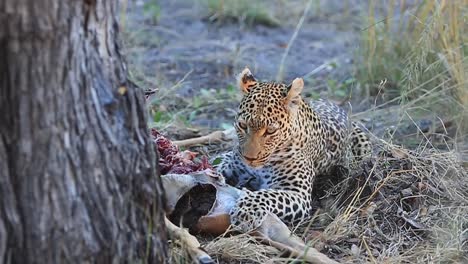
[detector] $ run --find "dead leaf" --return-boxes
[350,244,360,257]
[118,86,127,95]
[400,188,413,197]
[391,148,409,159]
[420,207,428,217]
[417,182,428,191]
[306,230,323,241]
[361,202,377,218]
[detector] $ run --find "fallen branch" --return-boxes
[173,128,236,148]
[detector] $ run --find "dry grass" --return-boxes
[311,138,468,263]
[168,232,279,263]
[204,233,279,263]
[353,0,467,158]
[357,0,467,112]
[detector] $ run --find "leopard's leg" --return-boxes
[350,121,371,160]
[215,151,267,190]
[230,189,311,233]
[230,187,340,263]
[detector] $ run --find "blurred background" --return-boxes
[121,0,467,160]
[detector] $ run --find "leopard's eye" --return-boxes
[238,121,248,130]
[265,125,277,135]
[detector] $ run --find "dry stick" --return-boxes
[342,163,378,220]
[276,0,313,82]
[173,130,227,148]
[302,61,335,80]
[120,0,128,31]
[166,69,193,95]
[361,236,377,263]
[361,169,414,209]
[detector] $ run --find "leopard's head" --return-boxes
[234,68,304,168]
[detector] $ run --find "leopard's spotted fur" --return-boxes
[216,68,371,232]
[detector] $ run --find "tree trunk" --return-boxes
[0,1,167,263]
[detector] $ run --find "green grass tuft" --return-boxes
[199,0,280,27]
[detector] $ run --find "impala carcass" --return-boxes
[153,128,337,264]
[162,170,338,264]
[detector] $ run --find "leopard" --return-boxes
[216,68,371,232]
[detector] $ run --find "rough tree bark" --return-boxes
[0,0,167,263]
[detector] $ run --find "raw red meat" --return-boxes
[151,128,214,175]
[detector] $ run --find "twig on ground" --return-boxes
[173,128,236,148]
[276,0,313,82]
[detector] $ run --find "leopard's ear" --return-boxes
[237,67,257,93]
[285,78,304,106]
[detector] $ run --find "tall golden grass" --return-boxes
[359,0,467,107]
